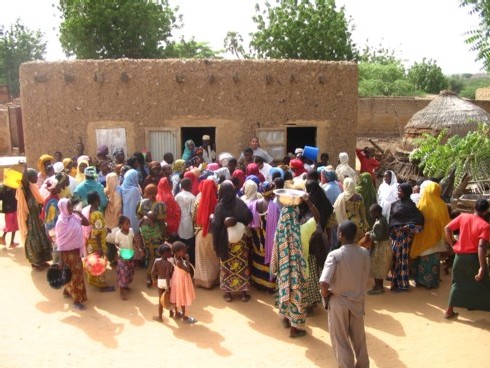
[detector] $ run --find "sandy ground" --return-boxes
[1,229,490,368]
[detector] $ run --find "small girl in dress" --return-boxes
[170,241,197,323]
[151,244,173,322]
[365,204,391,295]
[115,215,135,300]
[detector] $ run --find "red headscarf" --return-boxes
[184,171,199,196]
[196,180,218,236]
[232,169,246,188]
[246,163,265,182]
[289,159,306,177]
[156,177,181,234]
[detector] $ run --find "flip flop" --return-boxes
[290,330,307,338]
[444,311,459,320]
[183,316,197,324]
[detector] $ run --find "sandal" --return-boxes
[183,316,197,324]
[173,312,183,319]
[241,293,251,302]
[73,302,86,311]
[223,293,232,302]
[290,329,307,338]
[444,311,459,320]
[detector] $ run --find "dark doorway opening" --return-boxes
[181,127,216,151]
[286,127,316,155]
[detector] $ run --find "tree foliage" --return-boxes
[165,37,220,59]
[407,58,448,94]
[459,75,490,98]
[249,0,356,60]
[358,62,421,97]
[0,19,46,97]
[58,0,179,59]
[460,0,490,71]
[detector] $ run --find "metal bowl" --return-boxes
[273,189,305,206]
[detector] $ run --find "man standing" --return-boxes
[320,220,370,368]
[239,136,274,164]
[201,135,216,164]
[175,178,197,264]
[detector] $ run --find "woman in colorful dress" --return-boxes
[37,154,53,187]
[212,180,253,302]
[16,167,53,269]
[271,195,308,338]
[156,177,181,236]
[42,179,61,262]
[142,161,162,192]
[193,179,220,288]
[333,178,368,243]
[410,182,449,289]
[182,140,196,163]
[55,198,89,310]
[83,191,115,292]
[389,183,424,292]
[137,184,166,287]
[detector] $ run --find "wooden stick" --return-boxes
[368,139,385,154]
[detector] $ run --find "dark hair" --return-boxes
[163,152,174,163]
[306,170,319,181]
[254,156,264,164]
[273,177,284,189]
[157,244,171,256]
[132,152,145,166]
[180,177,192,191]
[338,220,357,242]
[283,170,293,181]
[228,158,237,165]
[230,176,240,188]
[87,191,100,206]
[320,152,329,161]
[282,156,291,165]
[369,204,382,214]
[475,198,489,213]
[172,240,186,254]
[243,147,253,155]
[127,156,138,168]
[167,233,180,243]
[118,215,130,227]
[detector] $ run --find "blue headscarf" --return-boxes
[120,169,139,192]
[323,169,338,183]
[118,169,142,233]
[269,167,284,180]
[182,140,195,162]
[246,175,260,187]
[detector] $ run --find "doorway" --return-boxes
[286,127,316,155]
[180,127,216,151]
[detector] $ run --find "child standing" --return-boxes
[170,241,197,323]
[115,215,135,300]
[0,185,18,248]
[151,244,173,322]
[365,204,392,295]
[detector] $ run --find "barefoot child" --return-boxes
[115,215,135,300]
[151,244,173,322]
[0,185,18,248]
[170,241,197,323]
[365,204,392,295]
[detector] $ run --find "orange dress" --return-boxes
[170,262,196,307]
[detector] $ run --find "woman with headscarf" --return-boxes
[142,161,163,191]
[37,154,54,187]
[118,169,144,261]
[16,167,53,269]
[410,182,449,289]
[321,169,342,205]
[289,158,307,178]
[193,179,220,288]
[55,198,89,310]
[73,167,108,211]
[171,159,186,195]
[269,167,285,181]
[156,177,181,236]
[182,139,196,163]
[304,180,333,232]
[389,183,424,292]
[75,160,89,184]
[138,184,166,287]
[232,169,246,189]
[212,180,253,302]
[104,172,122,229]
[82,191,115,292]
[246,163,265,183]
[42,180,61,260]
[245,181,276,292]
[333,178,368,243]
[377,170,399,221]
[270,193,308,338]
[335,152,357,184]
[356,172,378,228]
[63,158,77,178]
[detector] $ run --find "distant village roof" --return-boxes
[404,90,490,139]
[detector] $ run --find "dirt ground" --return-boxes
[1,226,490,368]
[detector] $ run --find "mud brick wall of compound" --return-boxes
[19,59,358,166]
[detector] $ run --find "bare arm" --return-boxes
[475,239,488,282]
[319,282,330,297]
[165,262,173,290]
[444,225,455,247]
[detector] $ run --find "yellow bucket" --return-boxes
[3,168,23,189]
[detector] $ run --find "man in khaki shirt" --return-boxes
[320,220,370,368]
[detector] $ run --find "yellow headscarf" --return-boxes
[410,182,450,258]
[76,160,89,183]
[38,154,54,176]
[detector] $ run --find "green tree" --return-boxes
[0,19,46,97]
[460,0,490,71]
[165,37,220,59]
[407,58,448,94]
[224,31,249,59]
[459,75,490,98]
[358,62,421,97]
[58,0,179,59]
[249,0,356,60]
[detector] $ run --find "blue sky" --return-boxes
[0,0,484,74]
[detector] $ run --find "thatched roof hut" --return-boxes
[404,90,490,140]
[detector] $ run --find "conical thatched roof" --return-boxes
[404,90,490,139]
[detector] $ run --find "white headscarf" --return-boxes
[377,170,399,220]
[333,177,357,224]
[240,180,262,204]
[336,152,358,184]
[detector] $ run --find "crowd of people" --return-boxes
[2,135,489,367]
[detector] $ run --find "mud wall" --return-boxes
[20,59,358,166]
